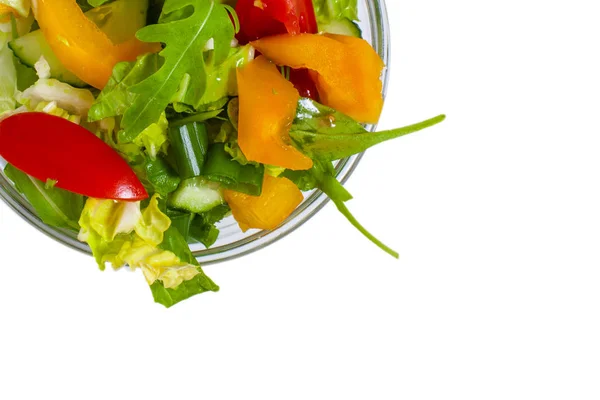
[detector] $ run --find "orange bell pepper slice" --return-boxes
[251,33,385,124]
[33,0,159,89]
[236,55,313,171]
[224,174,304,232]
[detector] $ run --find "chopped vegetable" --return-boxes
[118,0,235,141]
[252,33,384,123]
[203,143,265,196]
[235,0,318,42]
[224,174,303,231]
[32,0,159,89]
[0,113,148,201]
[168,176,224,213]
[168,121,209,180]
[236,55,313,170]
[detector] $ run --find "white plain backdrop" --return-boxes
[1,1,600,399]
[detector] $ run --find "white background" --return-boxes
[1,1,600,399]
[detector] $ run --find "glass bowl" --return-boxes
[0,0,391,265]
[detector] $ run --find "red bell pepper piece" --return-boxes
[0,113,148,201]
[236,0,318,43]
[235,0,319,100]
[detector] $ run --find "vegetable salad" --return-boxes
[0,0,444,307]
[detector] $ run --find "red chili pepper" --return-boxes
[0,113,148,201]
[235,0,319,100]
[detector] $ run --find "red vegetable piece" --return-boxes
[0,113,148,201]
[235,0,320,100]
[236,0,318,43]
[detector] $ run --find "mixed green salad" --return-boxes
[0,0,444,307]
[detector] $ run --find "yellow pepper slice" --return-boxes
[33,0,158,89]
[252,33,385,124]
[224,174,304,232]
[236,55,313,171]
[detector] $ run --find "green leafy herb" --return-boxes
[119,0,235,142]
[170,108,224,126]
[171,45,254,111]
[88,54,160,122]
[284,160,398,258]
[151,226,220,307]
[4,164,84,231]
[290,98,446,162]
[150,269,220,307]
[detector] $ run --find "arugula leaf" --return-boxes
[88,54,160,122]
[171,45,254,111]
[4,164,84,231]
[290,98,446,162]
[284,160,398,258]
[119,0,235,142]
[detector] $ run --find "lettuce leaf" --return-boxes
[17,78,95,116]
[119,0,235,142]
[78,195,219,305]
[0,32,17,115]
[133,112,169,159]
[135,193,171,246]
[78,198,141,243]
[4,164,84,231]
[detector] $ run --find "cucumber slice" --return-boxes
[9,31,87,87]
[8,0,149,88]
[320,18,362,38]
[168,177,224,214]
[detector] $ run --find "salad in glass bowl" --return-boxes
[0,0,444,307]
